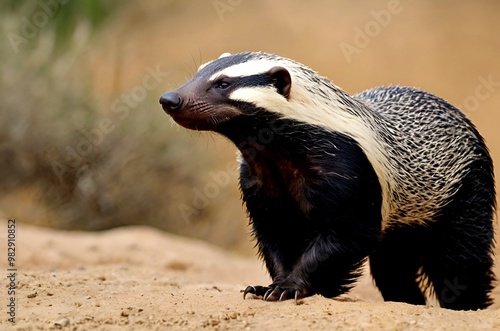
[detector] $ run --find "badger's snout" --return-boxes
[159,92,182,113]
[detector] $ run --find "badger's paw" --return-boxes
[243,282,310,304]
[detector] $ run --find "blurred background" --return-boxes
[1,0,499,255]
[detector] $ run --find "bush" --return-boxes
[0,1,245,251]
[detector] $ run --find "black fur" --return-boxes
[424,152,495,310]
[218,106,382,300]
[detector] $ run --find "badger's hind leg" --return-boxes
[422,222,495,310]
[422,167,495,310]
[369,225,427,305]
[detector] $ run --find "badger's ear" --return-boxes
[267,66,291,99]
[218,52,231,59]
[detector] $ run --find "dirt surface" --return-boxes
[2,1,500,330]
[1,219,499,331]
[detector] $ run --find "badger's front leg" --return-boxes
[240,180,381,303]
[244,233,369,302]
[243,241,312,302]
[239,140,382,303]
[245,242,318,302]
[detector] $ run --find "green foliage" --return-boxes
[1,0,122,54]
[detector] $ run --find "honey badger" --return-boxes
[159,52,495,310]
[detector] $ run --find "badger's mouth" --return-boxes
[160,93,239,131]
[168,111,232,131]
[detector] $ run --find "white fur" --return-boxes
[209,59,279,82]
[218,52,232,58]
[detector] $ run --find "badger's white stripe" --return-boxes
[209,59,280,82]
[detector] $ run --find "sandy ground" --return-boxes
[1,220,499,331]
[2,1,500,330]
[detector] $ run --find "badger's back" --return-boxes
[354,86,494,226]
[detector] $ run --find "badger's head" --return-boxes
[159,51,367,149]
[159,52,299,132]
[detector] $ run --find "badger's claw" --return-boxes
[264,287,301,304]
[243,285,272,299]
[243,284,307,304]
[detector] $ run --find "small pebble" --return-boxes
[54,317,70,328]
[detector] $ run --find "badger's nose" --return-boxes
[159,92,182,113]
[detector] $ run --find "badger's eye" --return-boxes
[214,79,230,90]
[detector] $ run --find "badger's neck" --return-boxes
[218,109,383,223]
[227,82,397,228]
